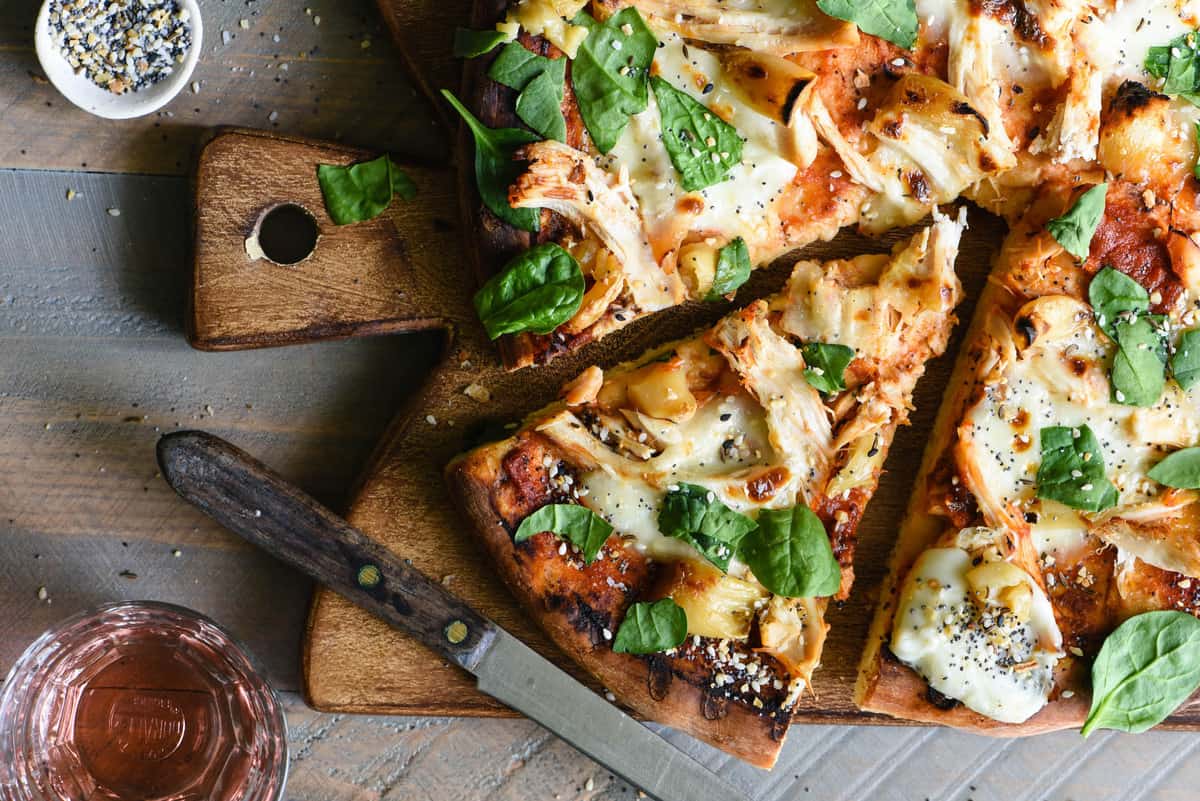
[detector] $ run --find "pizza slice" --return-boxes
[452,0,1018,368]
[857,72,1200,732]
[447,212,966,766]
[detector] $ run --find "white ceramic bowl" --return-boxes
[34,0,202,120]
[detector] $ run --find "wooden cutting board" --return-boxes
[296,0,1006,721]
[280,0,1006,716]
[296,0,1200,729]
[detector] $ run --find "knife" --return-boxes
[157,430,754,801]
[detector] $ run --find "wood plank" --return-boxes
[190,129,461,350]
[0,167,441,688]
[0,0,444,174]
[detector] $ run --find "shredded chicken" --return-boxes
[595,0,857,54]
[778,209,965,444]
[510,141,685,313]
[1029,56,1102,164]
[947,13,1017,156]
[1094,494,1200,578]
[757,595,828,688]
[707,301,834,502]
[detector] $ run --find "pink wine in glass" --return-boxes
[0,602,287,801]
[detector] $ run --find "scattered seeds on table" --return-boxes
[47,0,193,95]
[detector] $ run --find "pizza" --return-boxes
[443,0,1200,765]
[449,0,1016,368]
[447,215,966,767]
[856,12,1200,731]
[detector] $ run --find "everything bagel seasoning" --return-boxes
[48,0,192,94]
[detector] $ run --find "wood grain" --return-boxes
[0,0,446,174]
[190,129,459,350]
[159,430,497,668]
[8,163,1200,801]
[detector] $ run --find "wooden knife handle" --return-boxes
[156,430,498,671]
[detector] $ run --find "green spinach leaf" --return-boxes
[650,76,743,192]
[473,242,585,339]
[1035,425,1119,512]
[453,27,508,58]
[801,342,855,395]
[1089,266,1150,338]
[816,0,918,49]
[705,238,751,301]
[1145,32,1200,105]
[658,484,757,572]
[316,155,417,225]
[738,506,841,598]
[1082,610,1200,736]
[442,89,541,232]
[1172,328,1200,390]
[1110,315,1167,407]
[514,502,614,564]
[515,66,568,142]
[613,598,688,654]
[487,43,569,141]
[1147,447,1200,489]
[1046,183,1107,261]
[488,42,552,88]
[569,8,656,154]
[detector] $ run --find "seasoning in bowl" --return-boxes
[47,0,192,95]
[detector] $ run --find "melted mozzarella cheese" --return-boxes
[961,315,1200,522]
[891,545,1062,723]
[602,33,797,260]
[1087,0,1197,90]
[576,391,794,561]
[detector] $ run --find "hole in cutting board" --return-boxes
[252,203,320,265]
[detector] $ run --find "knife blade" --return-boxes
[156,430,753,801]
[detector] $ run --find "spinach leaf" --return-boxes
[1035,425,1119,512]
[1046,183,1107,261]
[570,8,656,154]
[442,89,541,232]
[487,43,569,141]
[738,506,841,598]
[816,0,918,49]
[453,27,508,58]
[487,42,552,88]
[515,66,568,142]
[658,484,758,572]
[1147,447,1200,489]
[316,155,417,225]
[514,502,614,564]
[1145,32,1200,105]
[801,342,856,395]
[613,598,688,654]
[1110,315,1167,407]
[650,76,743,192]
[1088,266,1149,338]
[1082,610,1200,736]
[473,243,585,338]
[1172,328,1200,389]
[705,237,751,301]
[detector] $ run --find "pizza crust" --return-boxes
[447,442,792,768]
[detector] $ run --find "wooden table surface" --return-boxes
[4,1,1200,798]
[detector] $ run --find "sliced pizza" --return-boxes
[451,0,1021,368]
[447,214,966,766]
[857,67,1200,732]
